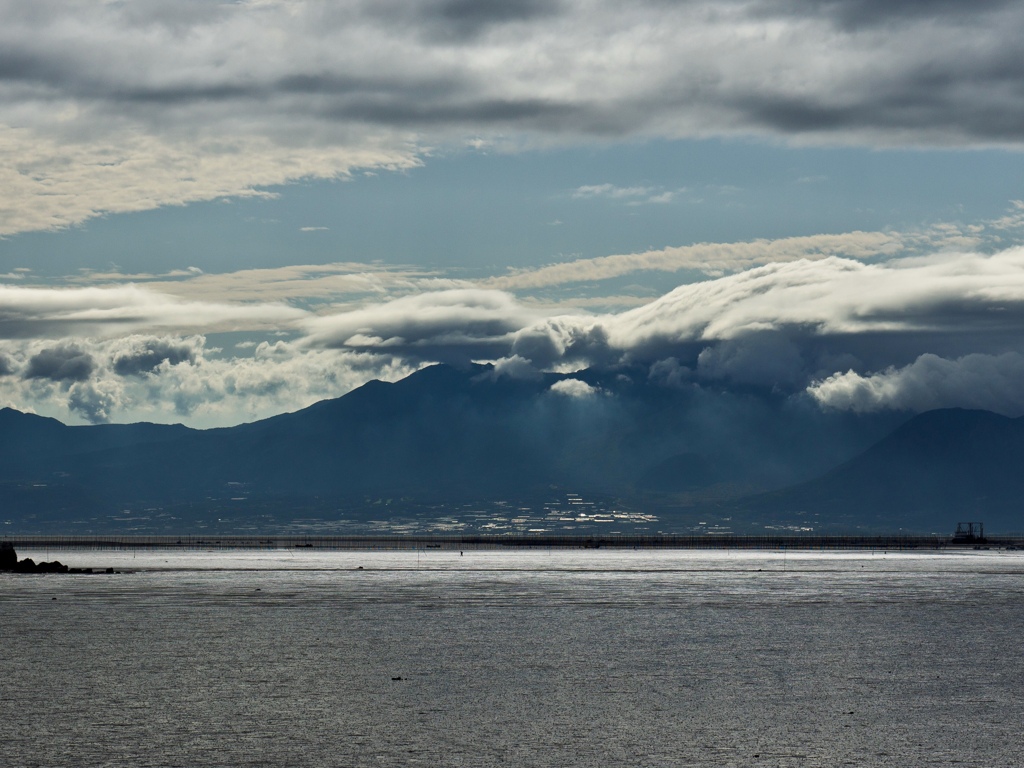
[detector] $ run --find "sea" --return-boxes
[2,548,1023,767]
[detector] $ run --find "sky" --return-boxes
[1,0,1024,427]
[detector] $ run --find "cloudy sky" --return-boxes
[1,0,1024,426]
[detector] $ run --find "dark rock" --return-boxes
[0,541,16,570]
[2,544,103,574]
[10,555,70,574]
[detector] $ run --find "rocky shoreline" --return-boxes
[1,542,115,574]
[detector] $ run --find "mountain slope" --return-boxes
[0,363,907,531]
[736,408,1024,533]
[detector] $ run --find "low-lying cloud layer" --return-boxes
[0,283,304,339]
[2,0,1023,233]
[808,353,1024,417]
[4,244,1024,424]
[311,247,1024,366]
[304,289,539,364]
[0,334,415,426]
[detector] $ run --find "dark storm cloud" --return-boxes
[116,73,465,109]
[4,0,1024,234]
[67,381,116,424]
[0,48,64,84]
[695,332,806,390]
[764,0,1018,30]
[424,0,562,41]
[434,0,556,26]
[276,73,455,99]
[322,96,574,128]
[731,44,1024,142]
[24,343,95,382]
[111,338,197,376]
[5,0,1024,143]
[367,0,562,41]
[510,319,617,369]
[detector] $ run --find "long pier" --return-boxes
[4,533,1023,551]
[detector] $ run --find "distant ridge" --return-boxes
[0,363,969,533]
[737,408,1024,533]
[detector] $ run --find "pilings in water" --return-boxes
[3,533,1022,552]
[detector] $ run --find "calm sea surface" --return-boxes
[3,549,1024,767]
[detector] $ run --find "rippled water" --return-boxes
[3,549,1024,767]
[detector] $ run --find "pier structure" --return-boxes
[952,522,986,544]
[2,532,1022,552]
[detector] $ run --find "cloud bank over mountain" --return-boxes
[310,247,1024,387]
[2,0,1023,233]
[4,243,1024,424]
[808,353,1024,417]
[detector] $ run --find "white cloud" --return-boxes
[62,229,913,308]
[570,183,679,206]
[607,248,1024,351]
[572,184,656,200]
[989,200,1024,231]
[487,231,907,290]
[0,283,305,338]
[0,125,418,236]
[46,223,970,315]
[808,352,1024,417]
[549,378,599,398]
[488,354,543,381]
[81,262,447,305]
[303,245,1024,381]
[304,288,539,363]
[640,191,675,205]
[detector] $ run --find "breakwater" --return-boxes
[4,533,1022,551]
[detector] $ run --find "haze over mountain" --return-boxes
[737,408,1024,535]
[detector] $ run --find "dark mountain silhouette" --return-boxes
[0,363,929,532]
[735,408,1024,533]
[0,408,189,465]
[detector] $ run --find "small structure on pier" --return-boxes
[952,522,986,544]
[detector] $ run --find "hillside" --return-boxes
[735,409,1024,533]
[0,363,907,533]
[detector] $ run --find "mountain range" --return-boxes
[0,363,1019,535]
